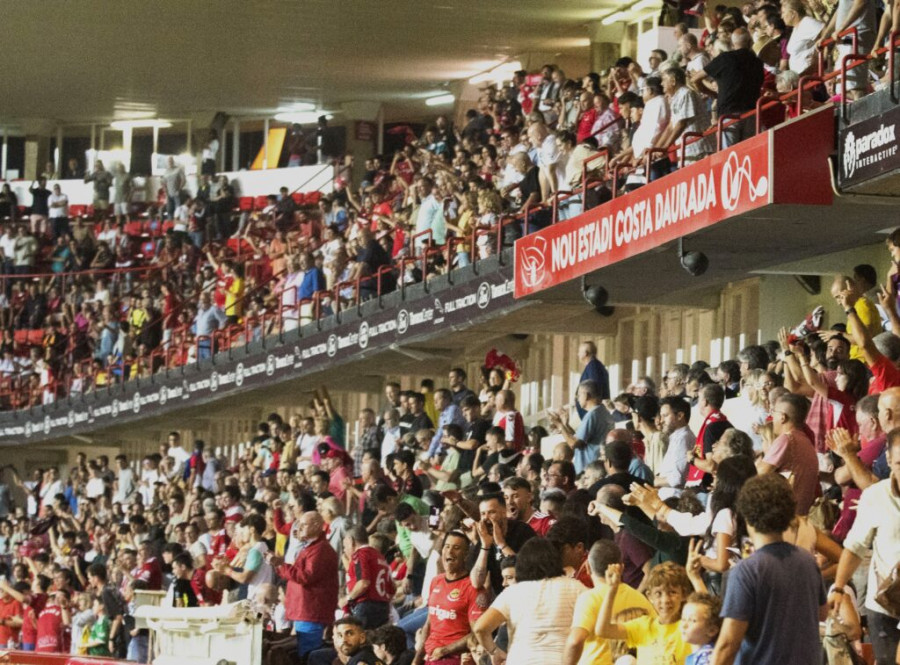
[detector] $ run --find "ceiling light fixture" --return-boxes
[425,94,456,106]
[468,60,523,85]
[109,120,172,130]
[274,111,325,124]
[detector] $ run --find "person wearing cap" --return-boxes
[322,449,353,502]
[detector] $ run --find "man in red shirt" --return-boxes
[0,585,23,647]
[35,591,69,653]
[132,542,163,590]
[269,511,339,660]
[340,526,395,629]
[419,531,487,665]
[501,477,554,536]
[205,508,231,560]
[492,390,526,451]
[838,286,900,394]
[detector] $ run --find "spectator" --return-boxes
[548,380,614,475]
[713,474,827,665]
[693,28,764,146]
[474,538,584,665]
[162,157,186,220]
[269,511,339,661]
[84,160,114,220]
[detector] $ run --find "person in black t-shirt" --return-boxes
[692,28,764,147]
[456,395,490,477]
[168,552,198,607]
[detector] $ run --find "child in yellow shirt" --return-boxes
[597,561,694,665]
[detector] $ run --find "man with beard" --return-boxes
[468,494,536,595]
[782,328,850,452]
[501,477,554,536]
[416,531,487,664]
[654,396,695,489]
[309,617,384,665]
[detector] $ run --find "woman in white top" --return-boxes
[474,538,584,665]
[632,456,757,589]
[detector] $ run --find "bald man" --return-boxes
[268,511,339,660]
[757,393,819,515]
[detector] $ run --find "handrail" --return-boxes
[840,53,869,123]
[581,148,610,205]
[817,26,859,77]
[889,31,900,102]
[289,159,336,196]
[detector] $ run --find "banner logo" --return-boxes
[721,151,768,211]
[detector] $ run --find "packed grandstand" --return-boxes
[0,1,899,665]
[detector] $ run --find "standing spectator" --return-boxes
[84,160,114,220]
[693,28,764,146]
[469,493,537,595]
[756,393,819,516]
[474,538,584,665]
[655,396,695,489]
[829,427,900,665]
[47,183,69,241]
[562,540,654,665]
[492,390,526,451]
[87,563,126,658]
[548,380,614,476]
[111,163,132,227]
[712,474,826,665]
[13,226,38,277]
[783,0,824,75]
[340,526,395,629]
[577,341,610,416]
[201,130,219,176]
[658,67,711,165]
[426,389,465,459]
[413,177,446,248]
[269,511,339,661]
[818,0,877,100]
[28,177,51,237]
[163,157,186,221]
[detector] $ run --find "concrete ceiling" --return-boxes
[3,0,612,126]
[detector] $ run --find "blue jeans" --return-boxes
[350,600,390,629]
[294,620,325,657]
[456,251,471,268]
[867,608,900,665]
[197,340,212,361]
[127,634,148,662]
[397,606,428,649]
[720,117,754,148]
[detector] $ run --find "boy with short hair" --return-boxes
[597,561,694,664]
[35,590,70,653]
[681,592,722,665]
[85,596,111,656]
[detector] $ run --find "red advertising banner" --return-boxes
[513,132,772,298]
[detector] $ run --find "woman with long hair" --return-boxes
[630,455,757,593]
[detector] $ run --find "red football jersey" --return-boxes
[424,574,487,655]
[347,545,395,604]
[35,605,64,653]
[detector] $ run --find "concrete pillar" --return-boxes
[340,101,382,185]
[587,21,626,73]
[231,120,240,172]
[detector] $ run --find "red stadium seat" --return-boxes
[253,195,269,210]
[291,192,304,206]
[124,221,143,237]
[27,330,43,346]
[238,197,254,212]
[305,191,322,205]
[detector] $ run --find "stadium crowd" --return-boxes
[0,241,900,664]
[0,0,895,410]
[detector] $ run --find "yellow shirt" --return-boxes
[851,296,882,360]
[624,615,693,665]
[225,277,244,317]
[572,582,655,665]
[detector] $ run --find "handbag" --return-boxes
[823,615,865,665]
[875,564,900,616]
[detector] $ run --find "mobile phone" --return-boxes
[428,505,441,530]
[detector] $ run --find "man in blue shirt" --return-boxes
[427,389,466,459]
[577,341,610,418]
[548,380,613,475]
[297,252,326,300]
[713,473,826,665]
